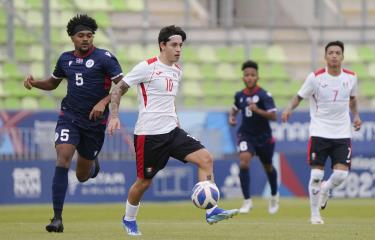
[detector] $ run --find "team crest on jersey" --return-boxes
[86,59,95,68]
[252,95,259,103]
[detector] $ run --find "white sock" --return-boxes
[308,169,324,217]
[124,200,140,221]
[206,205,217,215]
[322,170,348,193]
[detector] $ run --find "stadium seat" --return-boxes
[217,45,246,63]
[182,81,203,97]
[198,46,217,63]
[183,45,199,62]
[367,62,375,78]
[350,63,369,80]
[126,0,145,11]
[4,80,28,97]
[109,0,128,11]
[39,96,57,109]
[93,12,111,29]
[26,11,43,27]
[0,8,6,26]
[344,45,360,63]
[216,63,238,80]
[0,82,5,97]
[4,97,21,109]
[15,45,32,62]
[14,0,28,10]
[268,64,289,80]
[3,62,23,80]
[200,63,217,80]
[0,28,6,44]
[357,45,375,62]
[359,80,375,98]
[21,96,38,109]
[126,44,146,62]
[250,46,268,63]
[30,63,45,79]
[183,63,201,81]
[267,45,286,63]
[26,0,43,9]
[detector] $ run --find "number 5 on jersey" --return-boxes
[75,73,83,86]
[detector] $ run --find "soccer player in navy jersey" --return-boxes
[228,60,279,215]
[23,14,124,232]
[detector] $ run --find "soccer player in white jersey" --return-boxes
[281,41,361,224]
[107,25,238,236]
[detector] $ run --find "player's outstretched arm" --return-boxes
[281,95,303,122]
[108,80,129,135]
[228,107,239,126]
[24,75,62,91]
[350,96,362,131]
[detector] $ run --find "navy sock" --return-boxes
[52,166,69,219]
[266,167,278,196]
[239,168,250,199]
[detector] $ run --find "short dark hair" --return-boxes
[241,60,258,71]
[66,14,98,36]
[325,40,344,53]
[158,25,186,46]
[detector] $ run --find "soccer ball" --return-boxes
[191,181,220,209]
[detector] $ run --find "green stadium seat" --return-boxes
[30,63,45,79]
[367,62,375,78]
[15,45,32,62]
[94,30,111,45]
[30,45,43,61]
[182,82,203,97]
[359,81,375,98]
[0,8,6,26]
[0,28,6,44]
[183,63,201,81]
[357,46,375,62]
[4,97,21,109]
[26,0,43,9]
[0,82,5,97]
[268,64,289,80]
[75,0,111,11]
[4,80,28,97]
[198,46,217,63]
[3,63,23,81]
[126,0,144,11]
[39,96,57,109]
[183,96,200,107]
[127,44,146,62]
[344,45,360,63]
[15,27,39,44]
[109,0,128,11]
[350,63,369,80]
[267,45,286,63]
[217,45,246,63]
[93,12,111,29]
[182,45,199,62]
[21,96,38,109]
[202,81,220,97]
[200,64,216,80]
[26,11,43,27]
[216,63,237,80]
[14,0,28,10]
[250,46,268,63]
[58,0,75,10]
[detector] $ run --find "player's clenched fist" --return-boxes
[107,116,120,135]
[24,75,34,90]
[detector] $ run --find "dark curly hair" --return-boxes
[241,60,258,71]
[66,14,98,36]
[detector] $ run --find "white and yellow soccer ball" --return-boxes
[191,181,220,209]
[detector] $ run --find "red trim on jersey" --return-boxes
[147,57,157,65]
[104,74,111,90]
[136,135,146,179]
[343,68,355,76]
[174,63,181,70]
[314,68,326,76]
[243,86,260,95]
[140,83,148,107]
[73,46,95,58]
[307,137,312,164]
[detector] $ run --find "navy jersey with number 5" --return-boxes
[233,86,277,143]
[52,47,123,127]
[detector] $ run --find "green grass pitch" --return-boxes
[0,198,374,240]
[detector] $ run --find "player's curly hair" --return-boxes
[66,14,98,36]
[158,25,186,50]
[241,60,258,71]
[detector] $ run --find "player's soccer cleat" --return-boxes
[46,217,64,232]
[320,181,330,210]
[310,216,324,224]
[91,157,100,179]
[239,199,253,214]
[122,217,142,236]
[268,193,279,214]
[206,207,239,224]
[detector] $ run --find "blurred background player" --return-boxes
[24,14,124,232]
[281,41,362,224]
[228,60,279,214]
[107,25,239,236]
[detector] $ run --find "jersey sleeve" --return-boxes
[263,92,277,112]
[233,92,240,110]
[350,74,358,97]
[52,54,65,79]
[101,51,123,80]
[297,72,315,99]
[123,61,150,87]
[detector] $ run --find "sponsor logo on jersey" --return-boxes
[76,58,83,64]
[105,51,111,57]
[86,59,95,68]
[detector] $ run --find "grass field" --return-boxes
[0,198,374,240]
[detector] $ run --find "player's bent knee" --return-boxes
[331,170,348,187]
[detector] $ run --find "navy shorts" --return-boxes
[308,136,352,168]
[55,116,105,160]
[237,133,275,165]
[134,127,205,179]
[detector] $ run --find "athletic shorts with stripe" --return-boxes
[134,127,205,179]
[307,136,352,168]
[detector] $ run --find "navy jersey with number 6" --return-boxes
[233,86,277,143]
[52,47,123,127]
